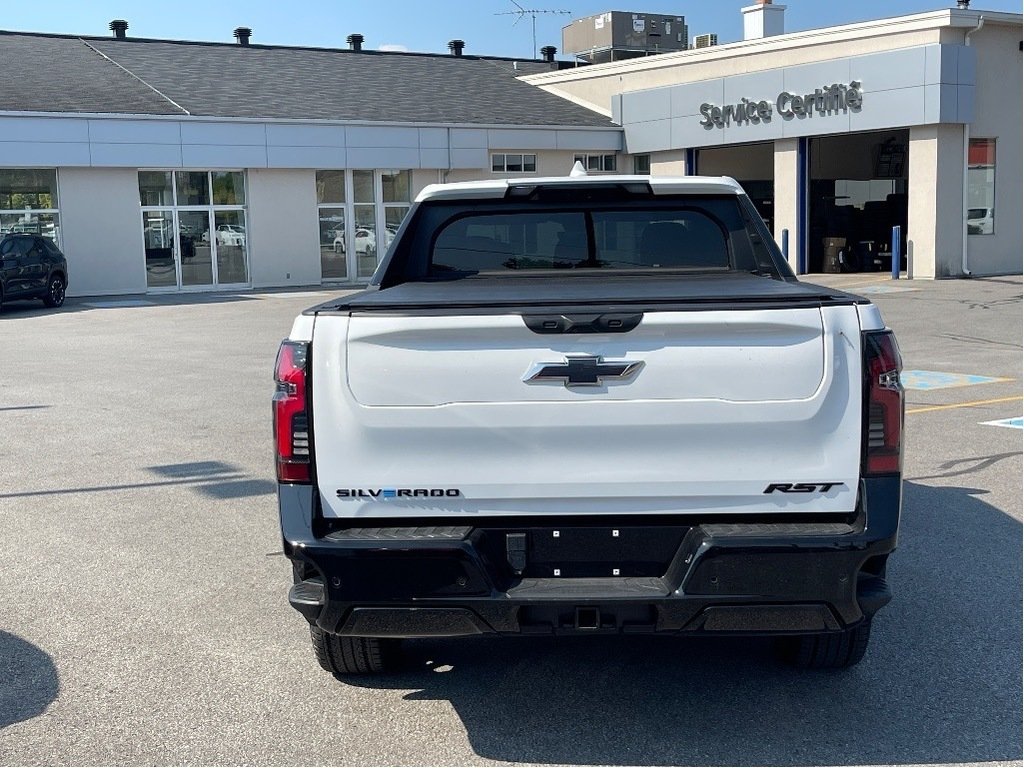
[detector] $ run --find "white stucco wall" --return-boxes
[246,169,320,288]
[907,124,966,279]
[965,23,1022,275]
[58,168,147,297]
[649,149,688,175]
[773,139,800,269]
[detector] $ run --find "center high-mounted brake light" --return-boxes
[862,330,904,475]
[274,340,310,484]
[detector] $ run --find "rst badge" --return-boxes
[763,482,845,494]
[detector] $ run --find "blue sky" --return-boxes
[3,1,1019,58]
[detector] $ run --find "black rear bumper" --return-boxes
[279,476,900,638]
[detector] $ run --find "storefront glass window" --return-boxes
[381,170,410,203]
[139,171,173,206]
[317,169,412,282]
[967,139,995,235]
[139,170,248,290]
[175,171,210,206]
[353,170,374,204]
[316,171,346,204]
[212,172,246,206]
[0,169,61,246]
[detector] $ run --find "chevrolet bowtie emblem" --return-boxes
[524,356,644,388]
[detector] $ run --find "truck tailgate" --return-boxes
[310,281,864,519]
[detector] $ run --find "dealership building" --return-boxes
[0,4,1019,298]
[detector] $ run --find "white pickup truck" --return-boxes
[275,174,903,677]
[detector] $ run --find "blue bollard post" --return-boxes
[781,228,789,260]
[891,225,901,280]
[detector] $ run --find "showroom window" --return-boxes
[967,139,996,235]
[574,154,617,172]
[0,169,61,246]
[316,169,412,283]
[491,154,537,173]
[316,170,347,280]
[138,170,248,290]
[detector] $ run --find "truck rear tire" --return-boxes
[309,626,400,676]
[779,620,872,669]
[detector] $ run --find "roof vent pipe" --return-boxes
[346,33,364,51]
[109,19,129,39]
[233,27,252,45]
[448,39,465,57]
[540,45,557,62]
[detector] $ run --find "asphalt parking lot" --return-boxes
[1,275,1021,766]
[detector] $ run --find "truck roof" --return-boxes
[415,175,745,202]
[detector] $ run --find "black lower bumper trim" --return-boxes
[339,607,487,637]
[693,604,841,632]
[279,476,902,638]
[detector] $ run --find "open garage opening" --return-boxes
[808,129,909,274]
[694,142,775,233]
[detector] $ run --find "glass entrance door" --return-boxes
[139,170,249,292]
[143,210,177,289]
[178,210,213,287]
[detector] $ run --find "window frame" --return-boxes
[316,169,414,284]
[573,154,618,173]
[966,138,996,236]
[0,168,61,247]
[491,153,538,174]
[138,169,249,291]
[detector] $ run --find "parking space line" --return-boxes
[907,395,1024,415]
[979,417,1023,429]
[900,370,1011,390]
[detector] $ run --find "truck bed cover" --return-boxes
[307,273,865,315]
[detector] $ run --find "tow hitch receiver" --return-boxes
[575,606,601,630]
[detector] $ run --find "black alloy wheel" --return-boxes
[43,275,66,308]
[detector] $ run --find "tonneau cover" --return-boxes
[308,273,864,314]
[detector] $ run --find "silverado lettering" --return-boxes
[336,488,461,498]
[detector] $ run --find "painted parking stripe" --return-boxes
[979,417,1023,429]
[84,300,154,308]
[857,284,919,294]
[900,370,1009,390]
[907,395,1023,414]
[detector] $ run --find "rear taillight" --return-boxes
[274,340,310,484]
[862,330,904,475]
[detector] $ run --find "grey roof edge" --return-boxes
[0,108,619,131]
[0,27,567,66]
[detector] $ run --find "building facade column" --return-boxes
[773,138,800,273]
[649,149,688,176]
[907,124,966,279]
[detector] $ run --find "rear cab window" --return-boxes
[379,192,790,285]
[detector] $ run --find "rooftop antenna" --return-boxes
[495,1,571,59]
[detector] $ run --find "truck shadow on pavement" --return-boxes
[344,481,1022,766]
[0,631,59,730]
[0,460,275,502]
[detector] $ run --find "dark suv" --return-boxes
[0,234,68,310]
